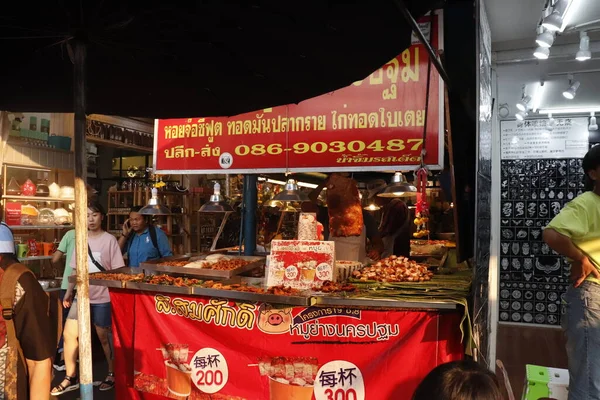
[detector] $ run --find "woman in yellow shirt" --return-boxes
[544,145,600,400]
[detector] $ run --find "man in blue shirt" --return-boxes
[118,207,173,267]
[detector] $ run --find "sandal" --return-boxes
[51,375,79,396]
[99,372,115,392]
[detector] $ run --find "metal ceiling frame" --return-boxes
[393,0,451,86]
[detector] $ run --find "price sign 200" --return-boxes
[195,370,223,386]
[234,139,423,157]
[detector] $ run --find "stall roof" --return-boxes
[0,1,441,119]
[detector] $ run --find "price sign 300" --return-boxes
[314,360,365,400]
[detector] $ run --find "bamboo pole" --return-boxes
[73,40,94,399]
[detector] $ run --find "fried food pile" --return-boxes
[159,258,252,271]
[144,274,204,287]
[352,256,433,282]
[156,260,189,267]
[203,281,302,296]
[317,280,356,293]
[90,272,144,282]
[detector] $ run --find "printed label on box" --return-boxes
[268,240,335,289]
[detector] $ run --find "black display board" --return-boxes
[499,158,584,325]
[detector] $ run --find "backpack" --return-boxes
[0,263,62,400]
[125,225,162,263]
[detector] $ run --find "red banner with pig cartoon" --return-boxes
[112,290,463,400]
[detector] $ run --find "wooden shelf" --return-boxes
[86,136,152,154]
[2,195,74,202]
[7,138,73,154]
[9,225,74,230]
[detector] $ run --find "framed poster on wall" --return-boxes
[498,118,588,326]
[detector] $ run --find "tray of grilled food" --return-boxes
[140,254,265,279]
[69,267,144,289]
[191,278,313,306]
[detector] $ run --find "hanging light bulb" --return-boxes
[139,187,172,215]
[272,178,310,202]
[563,80,580,100]
[576,31,592,61]
[199,182,234,212]
[377,172,417,198]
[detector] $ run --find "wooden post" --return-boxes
[73,39,94,399]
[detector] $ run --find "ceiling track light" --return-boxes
[547,113,556,131]
[562,75,580,100]
[590,112,598,131]
[516,93,532,112]
[576,31,592,61]
[536,28,555,48]
[515,111,528,121]
[534,46,550,59]
[542,0,569,32]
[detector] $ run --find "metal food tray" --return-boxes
[125,281,193,295]
[313,295,457,310]
[68,267,141,289]
[140,256,265,279]
[190,286,313,305]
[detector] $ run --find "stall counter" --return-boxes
[108,283,465,400]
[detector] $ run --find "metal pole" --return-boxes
[243,175,257,256]
[73,39,93,399]
[392,0,451,86]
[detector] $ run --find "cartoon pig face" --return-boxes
[257,305,293,334]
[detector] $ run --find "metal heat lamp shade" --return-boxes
[139,187,172,215]
[364,203,381,211]
[272,179,310,202]
[377,172,417,198]
[199,183,234,213]
[263,199,284,208]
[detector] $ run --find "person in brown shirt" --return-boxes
[0,251,55,399]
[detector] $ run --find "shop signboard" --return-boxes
[112,291,463,400]
[153,13,444,174]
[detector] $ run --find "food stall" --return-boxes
[92,250,470,400]
[92,11,473,399]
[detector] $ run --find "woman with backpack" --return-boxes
[51,201,125,395]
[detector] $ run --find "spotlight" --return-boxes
[534,46,550,59]
[516,95,532,112]
[590,112,598,131]
[542,0,569,32]
[576,31,591,61]
[562,80,580,100]
[515,111,528,121]
[542,11,563,32]
[547,113,556,131]
[536,30,555,48]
